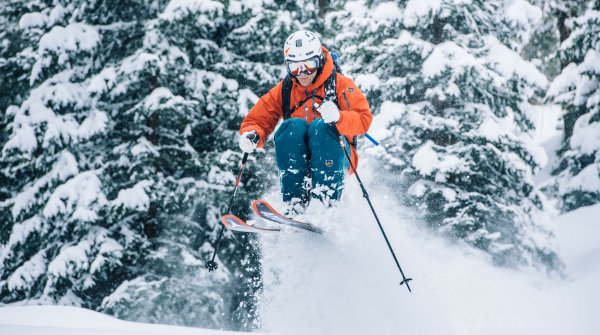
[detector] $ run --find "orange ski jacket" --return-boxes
[240,47,372,170]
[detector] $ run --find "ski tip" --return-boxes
[252,199,278,215]
[221,213,281,233]
[220,214,243,229]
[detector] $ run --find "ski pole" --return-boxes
[335,127,413,292]
[205,152,251,272]
[364,133,379,146]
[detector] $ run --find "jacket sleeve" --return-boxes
[239,81,283,148]
[334,74,372,136]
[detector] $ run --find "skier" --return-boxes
[239,30,372,215]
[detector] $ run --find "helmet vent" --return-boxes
[295,39,302,47]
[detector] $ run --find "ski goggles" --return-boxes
[286,57,320,76]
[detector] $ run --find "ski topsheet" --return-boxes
[220,214,280,233]
[220,200,324,234]
[251,200,324,234]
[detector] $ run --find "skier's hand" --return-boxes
[318,101,340,123]
[239,131,260,153]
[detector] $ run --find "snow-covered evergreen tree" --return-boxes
[521,0,587,78]
[0,0,295,330]
[1,0,330,329]
[546,0,600,212]
[329,0,562,271]
[1,0,110,309]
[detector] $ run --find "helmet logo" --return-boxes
[295,39,302,47]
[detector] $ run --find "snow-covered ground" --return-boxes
[1,187,598,335]
[0,304,242,335]
[256,181,600,335]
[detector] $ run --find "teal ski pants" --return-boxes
[274,118,351,205]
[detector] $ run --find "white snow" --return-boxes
[112,180,152,211]
[88,67,117,95]
[3,75,102,154]
[547,49,600,107]
[42,171,105,219]
[12,150,80,220]
[412,141,439,176]
[227,0,265,15]
[353,73,380,91]
[4,216,44,250]
[130,137,160,157]
[569,110,600,155]
[30,23,101,84]
[403,0,442,27]
[90,238,124,274]
[559,164,600,194]
[78,110,108,140]
[546,62,579,104]
[486,36,549,88]
[144,87,186,110]
[6,251,46,291]
[2,121,37,154]
[367,101,405,139]
[237,88,260,117]
[504,0,543,29]
[254,169,600,335]
[160,0,224,21]
[422,41,477,78]
[477,116,506,141]
[49,5,66,24]
[19,12,49,29]
[0,305,242,335]
[47,241,92,278]
[371,2,403,21]
[38,24,100,54]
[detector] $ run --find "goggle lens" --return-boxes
[287,58,319,76]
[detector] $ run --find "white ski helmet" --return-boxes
[283,30,323,62]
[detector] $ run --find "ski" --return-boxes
[251,199,324,234]
[220,214,280,233]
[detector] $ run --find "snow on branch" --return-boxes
[160,0,224,21]
[42,171,105,220]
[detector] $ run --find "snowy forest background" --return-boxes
[0,0,599,332]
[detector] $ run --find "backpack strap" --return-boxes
[324,67,338,107]
[282,74,293,119]
[326,67,358,148]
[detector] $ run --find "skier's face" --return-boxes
[296,71,317,87]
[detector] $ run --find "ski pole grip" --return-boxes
[241,152,249,164]
[248,131,260,144]
[364,133,379,146]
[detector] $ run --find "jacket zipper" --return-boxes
[311,89,317,119]
[342,91,351,108]
[304,88,308,120]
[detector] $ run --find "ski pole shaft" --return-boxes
[205,152,249,271]
[364,133,379,146]
[335,128,413,292]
